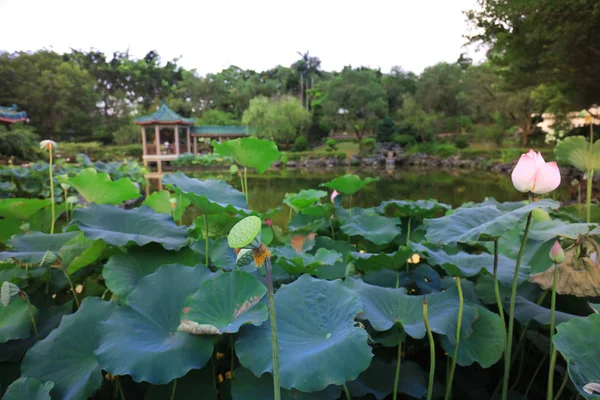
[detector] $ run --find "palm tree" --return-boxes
[293,51,321,110]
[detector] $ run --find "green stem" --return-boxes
[342,383,351,400]
[444,277,463,400]
[348,195,353,217]
[264,258,281,400]
[243,167,249,206]
[178,194,183,226]
[230,334,236,378]
[406,217,412,273]
[24,294,39,340]
[493,239,507,349]
[502,193,534,400]
[524,355,546,399]
[63,189,69,224]
[547,262,559,400]
[288,206,294,225]
[49,147,55,234]
[424,298,435,400]
[554,369,569,400]
[203,214,209,266]
[587,122,594,223]
[116,376,126,400]
[170,378,177,400]
[392,340,402,400]
[329,218,336,240]
[62,267,80,308]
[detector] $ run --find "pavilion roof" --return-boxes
[190,126,253,136]
[135,101,195,126]
[0,104,27,124]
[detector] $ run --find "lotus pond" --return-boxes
[0,138,599,400]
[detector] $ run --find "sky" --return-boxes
[0,0,485,76]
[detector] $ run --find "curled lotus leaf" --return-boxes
[321,174,379,196]
[57,168,139,205]
[530,235,600,297]
[283,189,328,211]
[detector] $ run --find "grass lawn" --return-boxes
[313,141,360,158]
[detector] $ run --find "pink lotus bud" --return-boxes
[549,240,565,264]
[511,149,561,194]
[264,219,272,227]
[331,190,339,203]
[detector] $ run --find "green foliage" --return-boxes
[284,151,346,161]
[433,144,458,158]
[555,136,600,172]
[325,139,338,152]
[454,138,469,149]
[242,96,310,147]
[57,168,139,205]
[111,122,140,145]
[213,137,281,174]
[376,116,398,142]
[293,136,309,152]
[0,125,41,162]
[391,134,416,147]
[3,377,53,400]
[321,174,379,195]
[171,153,232,167]
[359,138,377,157]
[197,109,240,126]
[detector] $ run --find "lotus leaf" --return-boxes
[554,136,600,172]
[0,231,78,264]
[3,377,53,400]
[321,174,379,196]
[283,189,328,211]
[212,137,281,174]
[378,199,451,219]
[0,297,38,343]
[341,214,402,245]
[57,168,139,205]
[273,246,342,275]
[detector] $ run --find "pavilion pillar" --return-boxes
[186,126,191,153]
[154,125,160,155]
[141,127,147,156]
[193,136,198,154]
[174,125,180,155]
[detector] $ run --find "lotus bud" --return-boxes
[511,149,561,194]
[549,241,565,264]
[584,383,600,395]
[331,190,339,203]
[39,140,57,151]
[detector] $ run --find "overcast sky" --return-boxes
[0,0,485,75]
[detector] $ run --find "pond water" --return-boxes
[146,166,565,227]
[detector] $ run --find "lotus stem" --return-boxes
[406,217,412,273]
[342,383,351,400]
[170,378,177,400]
[444,276,463,400]
[523,355,546,399]
[23,294,38,340]
[264,257,281,400]
[230,334,236,378]
[178,194,183,226]
[63,188,69,224]
[329,218,335,240]
[288,206,294,225]
[62,266,80,308]
[587,122,594,223]
[502,193,534,400]
[348,195,353,217]
[493,239,507,349]
[243,167,249,206]
[204,214,209,266]
[547,262,559,400]
[48,147,55,234]
[554,369,569,400]
[116,376,126,400]
[392,340,402,400]
[424,298,435,400]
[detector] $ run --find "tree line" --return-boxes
[1,0,597,149]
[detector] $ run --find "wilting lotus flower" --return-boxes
[549,241,565,264]
[511,150,561,194]
[39,140,57,151]
[331,190,339,203]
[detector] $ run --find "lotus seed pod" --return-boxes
[236,248,254,267]
[1,281,20,307]
[228,216,262,249]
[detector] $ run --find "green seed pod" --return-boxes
[236,248,254,267]
[228,216,262,249]
[1,281,21,307]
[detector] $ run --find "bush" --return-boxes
[293,136,309,152]
[56,142,143,161]
[392,134,416,147]
[325,139,338,152]
[454,138,469,149]
[112,123,140,145]
[433,144,458,158]
[0,125,41,162]
[285,151,346,162]
[359,138,377,157]
[406,142,435,155]
[376,116,398,142]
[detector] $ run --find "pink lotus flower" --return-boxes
[331,190,339,203]
[66,157,71,162]
[549,240,565,264]
[264,218,272,227]
[511,150,561,194]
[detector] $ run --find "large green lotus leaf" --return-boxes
[425,200,560,244]
[103,245,200,300]
[310,237,352,280]
[163,172,248,215]
[0,262,29,286]
[0,297,38,343]
[528,219,596,242]
[554,136,600,172]
[212,137,281,174]
[341,215,402,245]
[348,246,413,272]
[96,264,218,384]
[0,198,52,220]
[144,365,217,400]
[3,377,54,400]
[334,206,380,224]
[236,274,373,392]
[180,271,267,334]
[439,305,504,368]
[346,358,428,400]
[345,278,477,343]
[231,367,340,400]
[57,168,139,204]
[273,246,342,275]
[192,212,242,239]
[0,231,79,264]
[283,189,328,211]
[21,297,116,400]
[58,232,106,274]
[72,204,188,250]
[553,314,600,399]
[321,174,379,196]
[143,190,190,222]
[301,203,333,218]
[411,242,529,286]
[288,214,328,234]
[378,199,451,219]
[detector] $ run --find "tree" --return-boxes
[197,110,240,126]
[242,96,311,147]
[382,66,418,112]
[376,116,398,142]
[319,67,388,142]
[466,0,600,109]
[293,51,322,110]
[416,62,465,117]
[397,96,443,143]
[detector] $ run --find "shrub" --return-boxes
[392,134,416,147]
[0,125,41,162]
[325,139,338,153]
[285,151,346,162]
[359,138,377,157]
[406,142,435,155]
[454,138,469,149]
[112,123,140,145]
[433,144,458,158]
[293,136,309,152]
[376,116,398,142]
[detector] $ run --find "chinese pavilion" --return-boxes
[0,104,27,125]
